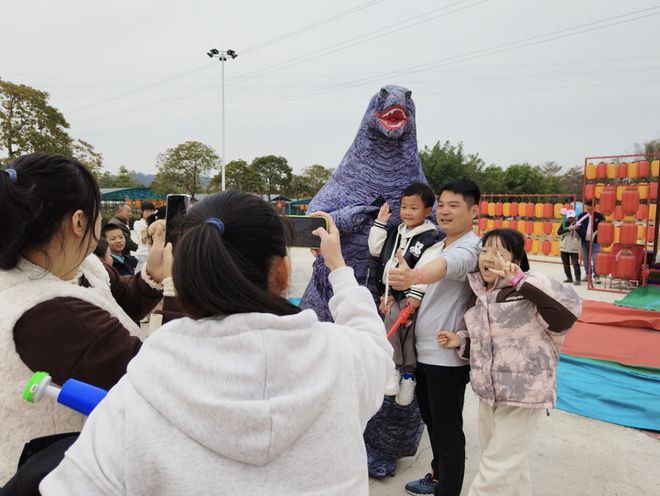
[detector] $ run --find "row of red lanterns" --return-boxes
[585,182,658,204]
[595,250,639,280]
[597,222,655,246]
[585,160,660,180]
[478,201,573,219]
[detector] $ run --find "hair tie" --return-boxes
[3,168,17,183]
[205,217,225,235]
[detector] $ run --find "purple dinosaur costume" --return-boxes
[301,85,429,321]
[301,85,431,478]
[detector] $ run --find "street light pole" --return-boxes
[206,48,238,191]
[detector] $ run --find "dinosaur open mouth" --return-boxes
[377,105,408,130]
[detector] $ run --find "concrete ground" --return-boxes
[286,248,660,496]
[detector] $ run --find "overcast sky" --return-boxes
[2,0,659,175]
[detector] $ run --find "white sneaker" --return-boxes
[395,376,416,406]
[385,370,401,396]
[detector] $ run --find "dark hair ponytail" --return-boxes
[173,190,301,318]
[0,154,100,270]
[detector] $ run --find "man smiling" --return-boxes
[389,179,481,496]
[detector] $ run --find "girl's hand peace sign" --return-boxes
[488,252,522,284]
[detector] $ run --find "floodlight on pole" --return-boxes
[207,48,238,191]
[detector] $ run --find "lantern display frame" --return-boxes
[476,193,577,264]
[583,152,659,293]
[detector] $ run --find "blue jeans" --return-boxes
[581,240,600,276]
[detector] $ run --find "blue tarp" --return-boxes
[557,354,660,431]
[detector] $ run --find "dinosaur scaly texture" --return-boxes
[301,85,429,321]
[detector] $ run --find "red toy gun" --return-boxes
[386,304,415,338]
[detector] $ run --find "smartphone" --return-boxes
[286,215,328,248]
[165,194,191,246]
[370,195,387,208]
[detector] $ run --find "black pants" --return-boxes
[560,251,581,281]
[415,362,470,496]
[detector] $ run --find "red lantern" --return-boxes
[648,225,655,243]
[493,218,503,229]
[596,161,607,178]
[597,222,614,245]
[615,250,637,280]
[543,203,553,218]
[524,220,534,235]
[636,204,648,221]
[494,202,503,217]
[617,162,628,178]
[478,217,488,231]
[525,203,535,218]
[598,187,616,214]
[639,160,649,177]
[584,184,595,200]
[613,205,624,221]
[524,237,532,252]
[622,187,640,215]
[479,201,488,215]
[620,222,637,245]
[510,202,519,217]
[595,253,613,276]
[543,221,552,235]
[541,240,551,255]
[649,182,658,200]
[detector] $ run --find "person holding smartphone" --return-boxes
[0,154,171,485]
[41,190,394,496]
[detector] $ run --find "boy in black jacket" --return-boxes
[576,201,605,282]
[368,182,440,406]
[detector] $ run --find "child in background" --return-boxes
[369,182,440,406]
[101,224,138,276]
[93,238,113,266]
[132,200,156,273]
[437,228,581,495]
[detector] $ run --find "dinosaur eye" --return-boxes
[405,90,412,99]
[379,88,388,99]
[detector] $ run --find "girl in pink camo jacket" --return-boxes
[438,228,582,496]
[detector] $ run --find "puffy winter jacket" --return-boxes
[457,271,582,408]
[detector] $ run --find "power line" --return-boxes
[224,6,660,113]
[67,0,385,116]
[240,0,385,55]
[72,0,487,125]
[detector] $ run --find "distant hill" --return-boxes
[130,172,155,186]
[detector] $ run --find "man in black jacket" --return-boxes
[576,201,604,282]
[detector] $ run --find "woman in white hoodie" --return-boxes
[41,190,394,495]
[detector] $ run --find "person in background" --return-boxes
[132,200,156,273]
[40,191,394,495]
[0,154,170,484]
[576,201,604,283]
[437,228,581,495]
[388,179,482,496]
[101,224,138,276]
[557,209,581,285]
[93,237,113,266]
[107,203,138,255]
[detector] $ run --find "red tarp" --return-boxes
[560,300,660,369]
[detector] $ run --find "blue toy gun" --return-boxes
[23,371,107,416]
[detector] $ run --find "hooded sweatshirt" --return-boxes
[41,266,394,496]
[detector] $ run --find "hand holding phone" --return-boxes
[286,215,329,248]
[309,211,345,271]
[165,194,191,246]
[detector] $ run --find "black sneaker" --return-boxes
[405,473,438,495]
[563,278,573,283]
[574,280,581,286]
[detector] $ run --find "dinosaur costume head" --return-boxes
[363,85,416,141]
[300,85,435,322]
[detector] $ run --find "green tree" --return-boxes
[537,160,563,192]
[420,141,485,191]
[72,138,104,179]
[502,163,547,194]
[251,155,293,200]
[475,165,506,194]
[208,159,264,193]
[0,80,72,159]
[559,165,584,199]
[152,141,219,200]
[97,165,143,188]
